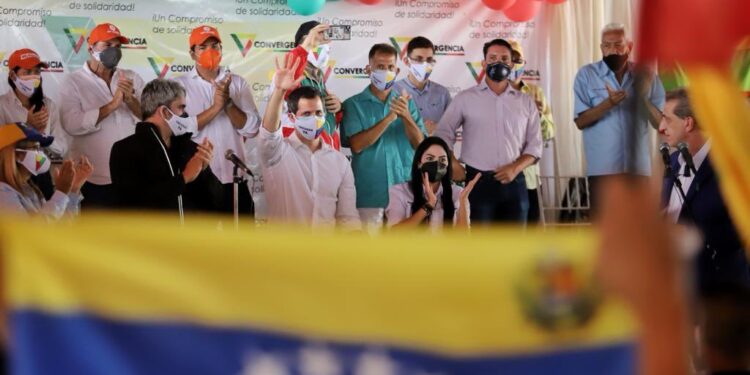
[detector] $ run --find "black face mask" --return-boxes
[420,161,448,182]
[98,47,122,69]
[603,53,628,72]
[485,62,512,82]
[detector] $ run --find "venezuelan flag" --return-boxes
[1,215,636,374]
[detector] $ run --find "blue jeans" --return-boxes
[466,166,529,226]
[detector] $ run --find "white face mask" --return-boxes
[14,75,41,98]
[408,60,433,82]
[162,107,197,136]
[16,149,51,176]
[293,114,326,140]
[370,69,397,91]
[307,44,331,69]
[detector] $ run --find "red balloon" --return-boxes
[359,0,383,4]
[482,0,517,11]
[504,0,541,22]
[546,0,567,3]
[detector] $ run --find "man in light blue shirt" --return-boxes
[393,36,451,136]
[342,43,426,232]
[574,23,665,211]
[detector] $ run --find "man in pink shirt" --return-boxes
[435,39,542,226]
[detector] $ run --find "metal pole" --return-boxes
[233,165,240,231]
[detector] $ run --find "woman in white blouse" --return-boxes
[386,136,479,230]
[0,123,91,219]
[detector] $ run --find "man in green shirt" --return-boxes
[342,43,426,233]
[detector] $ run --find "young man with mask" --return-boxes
[60,23,145,209]
[0,48,69,199]
[259,55,360,230]
[393,36,452,136]
[508,40,555,223]
[109,79,220,215]
[341,43,426,232]
[573,23,665,212]
[278,21,342,150]
[174,25,261,218]
[435,38,542,226]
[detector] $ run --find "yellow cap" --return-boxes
[0,124,25,151]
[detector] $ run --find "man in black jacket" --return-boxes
[110,79,222,216]
[659,89,750,291]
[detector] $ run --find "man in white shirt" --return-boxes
[174,25,261,217]
[60,23,145,208]
[259,54,360,230]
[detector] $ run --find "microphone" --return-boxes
[225,149,253,177]
[676,142,696,177]
[659,142,673,178]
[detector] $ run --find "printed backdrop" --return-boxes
[0,0,552,217]
[0,0,549,104]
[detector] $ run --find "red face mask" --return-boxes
[197,48,221,71]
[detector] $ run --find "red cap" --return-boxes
[190,25,221,48]
[8,49,48,70]
[88,23,129,45]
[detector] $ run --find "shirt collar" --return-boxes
[477,78,519,96]
[361,85,398,103]
[403,77,431,93]
[594,60,634,79]
[82,61,95,77]
[288,130,332,153]
[678,141,711,171]
[188,66,227,80]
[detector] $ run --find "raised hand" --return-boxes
[301,24,330,51]
[273,54,304,91]
[422,171,438,208]
[459,173,481,204]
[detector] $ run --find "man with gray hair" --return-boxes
[109,78,222,215]
[573,22,665,213]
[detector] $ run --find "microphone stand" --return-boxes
[232,165,245,230]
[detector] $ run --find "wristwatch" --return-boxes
[422,202,434,216]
